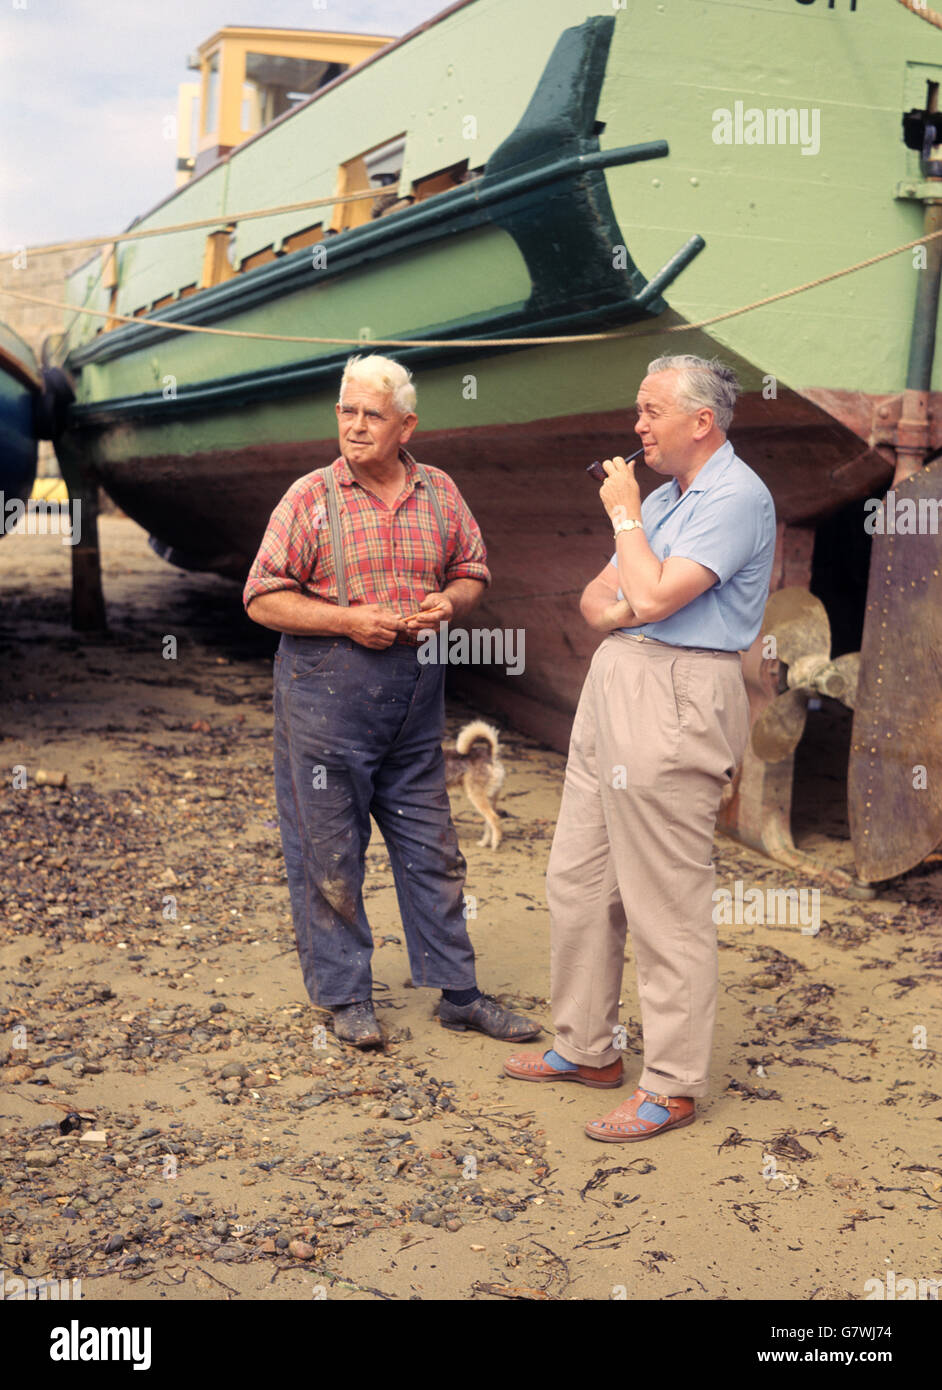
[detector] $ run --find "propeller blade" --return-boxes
[824,651,860,709]
[751,686,809,764]
[849,462,942,882]
[762,588,832,668]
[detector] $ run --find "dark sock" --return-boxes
[442,986,482,1006]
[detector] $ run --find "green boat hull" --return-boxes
[48,0,942,868]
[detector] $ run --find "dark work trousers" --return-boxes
[272,633,478,1007]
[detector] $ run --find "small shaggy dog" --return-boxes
[442,720,505,850]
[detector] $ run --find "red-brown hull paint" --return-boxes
[84,392,896,748]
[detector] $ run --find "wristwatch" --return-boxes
[613,518,644,538]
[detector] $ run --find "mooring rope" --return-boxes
[896,0,942,32]
[0,185,423,264]
[1,227,939,352]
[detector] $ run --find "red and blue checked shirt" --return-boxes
[243,449,490,612]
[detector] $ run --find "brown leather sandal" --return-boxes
[585,1087,695,1141]
[503,1051,623,1088]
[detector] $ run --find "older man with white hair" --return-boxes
[244,354,540,1048]
[505,354,776,1140]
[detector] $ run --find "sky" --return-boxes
[0,0,448,251]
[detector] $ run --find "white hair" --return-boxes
[339,354,416,415]
[646,354,740,432]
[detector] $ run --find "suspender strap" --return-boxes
[321,465,348,608]
[416,463,448,569]
[318,459,449,608]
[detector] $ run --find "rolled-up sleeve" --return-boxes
[435,473,490,587]
[242,478,324,610]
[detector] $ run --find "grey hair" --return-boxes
[339,354,416,415]
[645,354,740,432]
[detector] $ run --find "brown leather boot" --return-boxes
[332,1000,383,1048]
[437,993,542,1041]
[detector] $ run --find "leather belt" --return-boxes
[624,632,735,656]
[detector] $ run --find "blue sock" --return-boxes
[637,1090,670,1123]
[543,1048,579,1071]
[442,986,481,1006]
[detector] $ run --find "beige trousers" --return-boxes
[546,632,751,1098]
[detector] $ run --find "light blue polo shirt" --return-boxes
[610,440,776,651]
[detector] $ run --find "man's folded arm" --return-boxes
[614,552,719,625]
[580,563,641,632]
[614,482,770,624]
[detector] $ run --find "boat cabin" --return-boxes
[176,25,394,184]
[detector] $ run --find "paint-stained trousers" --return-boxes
[546,632,751,1097]
[273,633,477,1007]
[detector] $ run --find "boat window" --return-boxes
[412,158,469,203]
[332,136,406,233]
[364,137,405,185]
[204,52,220,135]
[243,51,347,132]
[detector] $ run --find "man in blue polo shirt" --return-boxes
[505,354,776,1141]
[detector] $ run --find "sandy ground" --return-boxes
[1,515,940,1304]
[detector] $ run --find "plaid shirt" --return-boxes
[243,449,490,611]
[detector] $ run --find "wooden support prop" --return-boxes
[52,433,107,632]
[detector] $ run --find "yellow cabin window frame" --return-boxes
[332,135,406,234]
